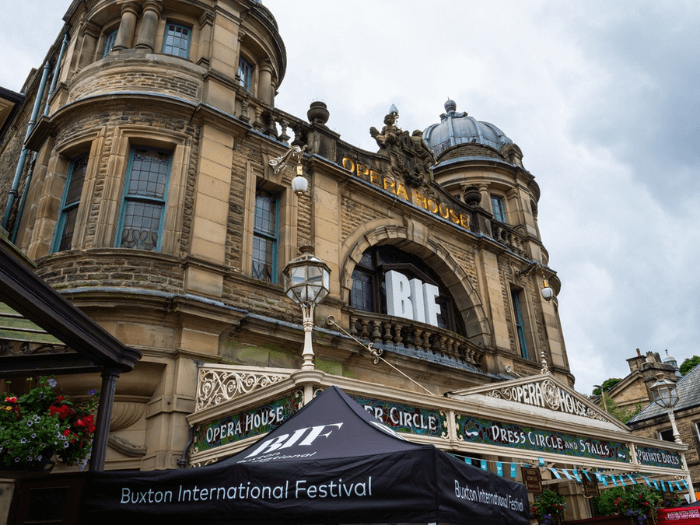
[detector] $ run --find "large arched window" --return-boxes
[350,245,464,334]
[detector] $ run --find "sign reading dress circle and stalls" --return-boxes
[456,415,630,462]
[194,392,302,453]
[350,395,448,438]
[635,446,683,469]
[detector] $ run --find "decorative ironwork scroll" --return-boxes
[196,369,288,411]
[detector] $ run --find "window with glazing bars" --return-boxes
[238,57,253,91]
[162,23,191,59]
[491,195,506,223]
[103,29,118,58]
[511,289,529,359]
[252,188,278,283]
[52,154,88,252]
[117,148,171,251]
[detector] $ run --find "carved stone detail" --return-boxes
[196,369,287,411]
[110,402,146,431]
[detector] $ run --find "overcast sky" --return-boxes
[1,1,699,396]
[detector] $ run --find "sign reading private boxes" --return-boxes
[350,395,447,438]
[635,446,683,469]
[522,467,543,494]
[456,415,630,462]
[194,392,302,453]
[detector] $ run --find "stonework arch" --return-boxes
[340,218,492,347]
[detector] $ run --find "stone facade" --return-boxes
[0,0,585,519]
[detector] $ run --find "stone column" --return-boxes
[478,184,490,211]
[112,1,140,52]
[135,0,163,52]
[197,11,214,67]
[77,20,101,70]
[258,60,273,105]
[89,367,121,472]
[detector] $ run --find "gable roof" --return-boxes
[628,363,700,423]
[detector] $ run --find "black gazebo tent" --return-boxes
[80,386,529,525]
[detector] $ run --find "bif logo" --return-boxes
[237,424,343,463]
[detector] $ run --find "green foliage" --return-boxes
[594,392,643,423]
[592,484,684,521]
[531,489,566,525]
[680,355,700,376]
[592,378,623,396]
[0,377,99,469]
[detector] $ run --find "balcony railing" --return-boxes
[348,310,483,370]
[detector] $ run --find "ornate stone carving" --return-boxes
[196,369,288,411]
[369,106,435,188]
[110,402,146,431]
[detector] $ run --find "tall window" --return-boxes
[238,57,253,91]
[659,429,674,442]
[350,246,463,333]
[117,148,171,251]
[162,23,191,59]
[491,195,506,222]
[511,289,528,359]
[52,154,88,252]
[252,188,278,283]
[103,29,118,58]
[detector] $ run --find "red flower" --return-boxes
[63,428,72,437]
[55,405,74,420]
[4,396,17,403]
[645,502,649,506]
[57,396,64,402]
[75,419,85,427]
[83,415,95,433]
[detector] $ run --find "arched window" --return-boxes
[350,245,464,333]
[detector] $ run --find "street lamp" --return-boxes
[649,373,680,443]
[541,279,554,301]
[649,373,696,502]
[283,245,331,370]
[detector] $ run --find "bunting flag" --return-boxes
[539,457,545,467]
[561,469,572,481]
[583,470,591,481]
[510,463,517,478]
[619,476,626,487]
[601,475,608,487]
[464,457,471,465]
[480,460,488,471]
[669,482,674,492]
[550,468,561,479]
[682,480,689,490]
[661,480,666,491]
[496,462,503,477]
[627,475,636,485]
[676,481,683,491]
[644,476,651,486]
[572,470,581,483]
[611,476,618,487]
[653,480,659,490]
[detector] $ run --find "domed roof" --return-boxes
[423,100,513,157]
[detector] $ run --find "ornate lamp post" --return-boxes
[283,246,330,370]
[649,373,696,502]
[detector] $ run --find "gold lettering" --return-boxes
[413,192,428,209]
[460,214,470,229]
[383,176,396,195]
[449,208,460,224]
[428,199,439,214]
[396,184,409,201]
[342,157,355,172]
[370,170,382,187]
[438,202,450,219]
[357,163,369,180]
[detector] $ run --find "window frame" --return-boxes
[251,187,280,284]
[491,195,506,223]
[511,288,529,359]
[51,153,89,253]
[102,29,118,58]
[162,22,192,59]
[238,56,253,91]
[115,147,172,252]
[659,428,675,442]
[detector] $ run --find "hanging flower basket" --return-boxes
[0,377,99,476]
[531,488,567,525]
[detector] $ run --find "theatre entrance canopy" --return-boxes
[80,386,529,525]
[182,366,694,499]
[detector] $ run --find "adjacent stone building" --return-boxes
[0,0,694,521]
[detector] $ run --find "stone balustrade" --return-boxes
[489,220,528,258]
[348,310,483,369]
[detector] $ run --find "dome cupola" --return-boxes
[423,100,514,159]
